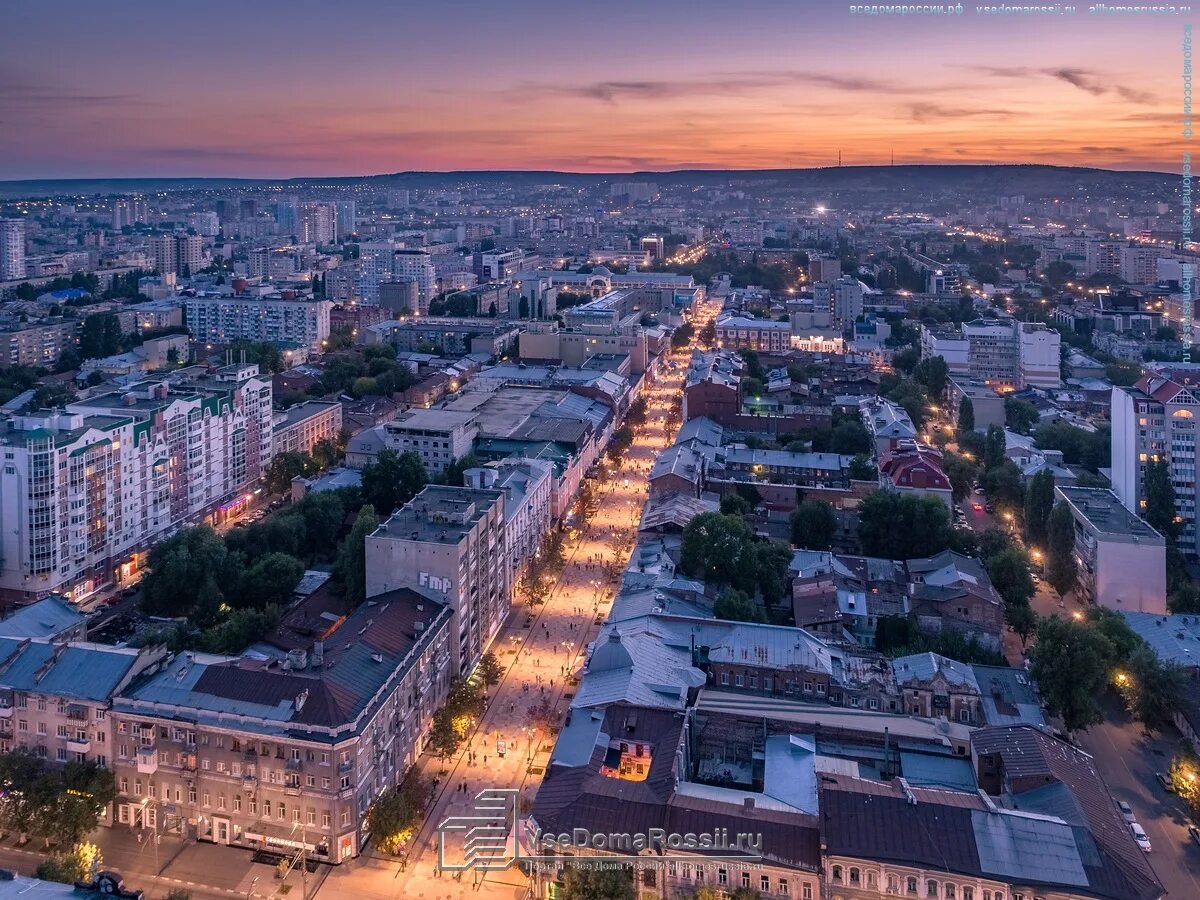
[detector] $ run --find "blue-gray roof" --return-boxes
[0,640,144,702]
[0,596,85,640]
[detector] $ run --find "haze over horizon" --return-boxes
[1,0,1185,181]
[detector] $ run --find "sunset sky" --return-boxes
[0,0,1187,179]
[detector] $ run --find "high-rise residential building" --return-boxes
[808,255,841,284]
[0,368,273,605]
[1085,240,1123,277]
[1112,366,1200,557]
[365,485,510,677]
[149,233,204,276]
[275,197,300,234]
[185,294,332,352]
[299,203,336,244]
[608,181,656,202]
[111,198,149,230]
[333,201,356,238]
[391,249,437,313]
[829,276,865,328]
[0,219,27,281]
[474,248,525,282]
[187,211,220,237]
[1121,245,1162,285]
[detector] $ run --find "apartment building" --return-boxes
[946,380,1004,433]
[1112,367,1200,556]
[149,233,205,276]
[714,314,792,353]
[364,486,508,677]
[0,640,165,782]
[0,320,77,367]
[346,409,479,476]
[922,320,1060,391]
[1054,486,1167,614]
[0,218,26,281]
[109,589,453,862]
[272,401,343,457]
[463,460,553,585]
[185,293,332,352]
[0,368,273,604]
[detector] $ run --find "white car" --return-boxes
[1130,822,1152,853]
[1116,800,1135,823]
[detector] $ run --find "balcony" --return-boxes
[135,747,158,774]
[338,786,354,800]
[241,774,257,790]
[284,785,301,796]
[0,707,13,720]
[66,737,91,754]
[337,760,353,774]
[285,758,303,772]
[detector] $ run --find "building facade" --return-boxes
[186,294,332,352]
[364,486,508,678]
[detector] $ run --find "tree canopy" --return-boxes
[857,491,951,559]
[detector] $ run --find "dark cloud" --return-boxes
[968,64,1155,104]
[0,68,144,109]
[908,103,1016,123]
[517,71,932,104]
[1080,146,1130,153]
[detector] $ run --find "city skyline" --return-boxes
[0,0,1186,179]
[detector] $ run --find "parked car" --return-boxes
[1117,800,1135,823]
[984,503,995,513]
[1188,823,1200,846]
[1156,771,1175,792]
[1130,822,1152,852]
[973,486,985,494]
[121,587,138,598]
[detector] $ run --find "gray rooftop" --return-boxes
[1056,486,1164,543]
[372,484,504,544]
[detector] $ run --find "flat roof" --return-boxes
[1055,486,1164,543]
[371,484,502,544]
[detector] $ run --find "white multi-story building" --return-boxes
[0,219,27,281]
[922,319,1059,391]
[333,201,356,238]
[0,367,273,604]
[186,294,331,352]
[1054,486,1167,614]
[365,485,509,677]
[724,218,764,247]
[392,250,437,313]
[714,315,792,353]
[1121,245,1162,286]
[1085,240,1122,277]
[829,277,865,329]
[187,212,220,237]
[1112,366,1200,557]
[300,203,336,244]
[346,409,479,476]
[463,459,553,586]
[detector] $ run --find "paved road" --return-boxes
[314,303,720,900]
[1076,700,1200,898]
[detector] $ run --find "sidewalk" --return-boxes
[314,355,689,900]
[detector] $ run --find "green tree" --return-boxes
[789,500,837,550]
[1045,502,1078,600]
[956,397,976,435]
[478,651,503,688]
[713,587,765,623]
[720,494,753,517]
[984,460,1024,512]
[913,355,949,398]
[78,311,122,359]
[754,540,794,606]
[336,505,379,608]
[985,547,1035,609]
[295,491,346,561]
[1169,747,1200,817]
[983,425,1007,471]
[367,777,429,855]
[942,452,977,503]
[265,451,315,495]
[680,513,758,587]
[977,526,1013,562]
[1117,644,1187,734]
[1023,470,1056,549]
[857,491,951,559]
[1007,603,1038,649]
[361,449,427,516]
[1004,397,1040,434]
[141,526,234,618]
[606,425,635,464]
[36,843,101,884]
[1030,615,1115,732]
[558,866,635,900]
[848,454,877,481]
[1143,458,1177,542]
[236,553,304,609]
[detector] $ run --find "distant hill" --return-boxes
[0,164,1174,199]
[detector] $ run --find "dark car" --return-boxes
[1156,771,1174,792]
[1188,823,1200,846]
